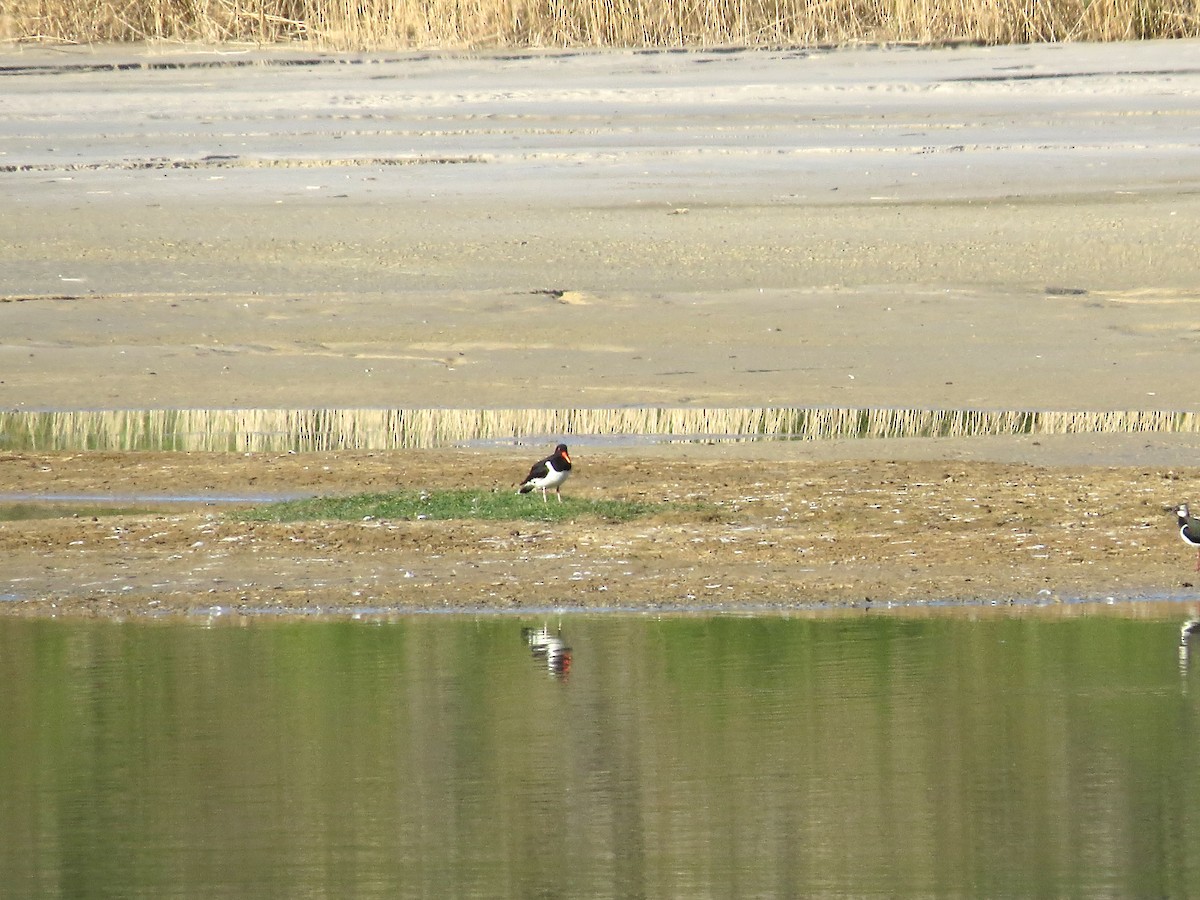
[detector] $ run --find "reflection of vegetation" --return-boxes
[236,489,660,523]
[3,407,1197,452]
[0,616,1195,896]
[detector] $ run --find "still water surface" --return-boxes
[2,613,1199,898]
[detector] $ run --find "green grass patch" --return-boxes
[236,489,661,523]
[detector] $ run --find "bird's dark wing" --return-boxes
[523,458,550,483]
[1184,519,1200,544]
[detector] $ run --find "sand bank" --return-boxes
[1,448,1198,617]
[2,40,1199,414]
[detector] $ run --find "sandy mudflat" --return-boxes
[1,40,1199,615]
[1,448,1199,617]
[3,39,1200,412]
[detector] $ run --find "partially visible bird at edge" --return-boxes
[1176,503,1200,571]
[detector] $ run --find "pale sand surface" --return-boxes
[1,40,1199,614]
[2,40,1199,413]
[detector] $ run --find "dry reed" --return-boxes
[2,0,1197,48]
[1,406,1196,452]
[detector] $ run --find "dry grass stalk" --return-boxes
[1,407,1196,452]
[3,0,1197,47]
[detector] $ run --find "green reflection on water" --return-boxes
[1,615,1198,898]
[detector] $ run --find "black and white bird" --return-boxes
[1177,503,1200,571]
[518,443,572,502]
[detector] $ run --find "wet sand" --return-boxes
[1,40,1199,616]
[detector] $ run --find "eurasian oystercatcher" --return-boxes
[518,443,572,502]
[1177,503,1200,571]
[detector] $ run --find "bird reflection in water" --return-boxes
[1179,616,1200,676]
[522,625,572,680]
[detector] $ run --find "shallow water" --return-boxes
[0,494,311,520]
[2,613,1199,898]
